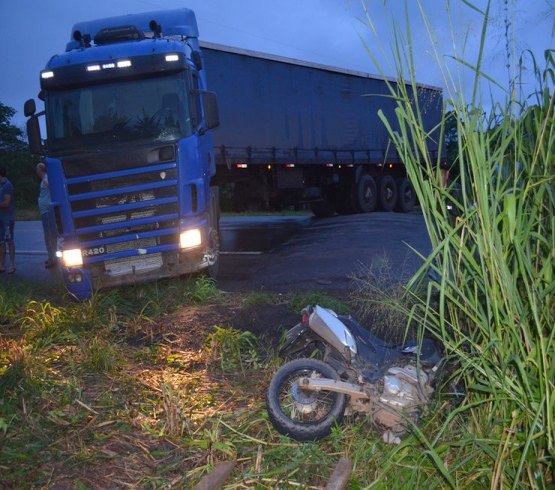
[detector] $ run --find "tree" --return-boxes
[0,102,38,209]
[0,103,26,152]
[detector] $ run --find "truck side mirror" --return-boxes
[202,91,219,130]
[24,98,36,117]
[27,116,43,155]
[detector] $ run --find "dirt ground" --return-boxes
[126,300,303,352]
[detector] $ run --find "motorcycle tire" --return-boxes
[266,358,346,441]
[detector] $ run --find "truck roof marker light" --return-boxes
[41,71,54,79]
[267,165,272,170]
[165,54,179,62]
[286,163,295,168]
[86,64,101,72]
[102,62,116,69]
[388,164,394,169]
[117,60,132,68]
[236,164,248,169]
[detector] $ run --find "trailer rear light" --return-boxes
[60,248,83,267]
[180,229,202,249]
[236,164,248,169]
[165,54,179,62]
[286,163,295,168]
[326,163,333,167]
[41,71,54,79]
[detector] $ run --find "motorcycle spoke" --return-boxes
[277,370,336,424]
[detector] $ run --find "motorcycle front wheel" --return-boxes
[266,358,346,441]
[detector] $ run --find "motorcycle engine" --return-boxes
[373,365,433,431]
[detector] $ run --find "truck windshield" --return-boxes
[46,72,192,152]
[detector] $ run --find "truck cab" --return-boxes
[25,9,220,299]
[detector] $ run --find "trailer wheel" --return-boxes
[378,175,397,212]
[395,178,416,213]
[353,174,377,213]
[311,199,335,218]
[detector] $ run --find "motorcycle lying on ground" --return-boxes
[266,305,443,442]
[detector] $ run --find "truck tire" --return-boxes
[311,199,335,218]
[378,175,397,212]
[395,177,416,213]
[353,174,377,213]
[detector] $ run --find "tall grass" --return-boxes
[364,1,554,486]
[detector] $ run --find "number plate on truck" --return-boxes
[105,253,163,277]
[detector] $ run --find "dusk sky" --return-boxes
[1,0,553,129]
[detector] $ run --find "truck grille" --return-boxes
[67,163,179,248]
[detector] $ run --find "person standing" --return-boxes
[0,166,15,274]
[36,163,57,268]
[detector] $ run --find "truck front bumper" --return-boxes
[63,247,212,299]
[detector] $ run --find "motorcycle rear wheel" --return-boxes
[266,358,346,441]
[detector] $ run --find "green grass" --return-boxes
[288,290,349,315]
[5,258,547,487]
[0,272,428,488]
[204,326,260,373]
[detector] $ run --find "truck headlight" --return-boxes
[180,229,202,249]
[61,248,83,267]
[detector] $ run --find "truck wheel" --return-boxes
[353,174,377,213]
[310,200,335,218]
[395,178,416,213]
[378,175,397,212]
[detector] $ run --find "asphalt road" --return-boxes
[218,212,431,292]
[0,213,431,293]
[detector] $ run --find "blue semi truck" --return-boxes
[25,8,442,299]
[25,9,221,299]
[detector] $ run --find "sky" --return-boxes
[0,0,553,129]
